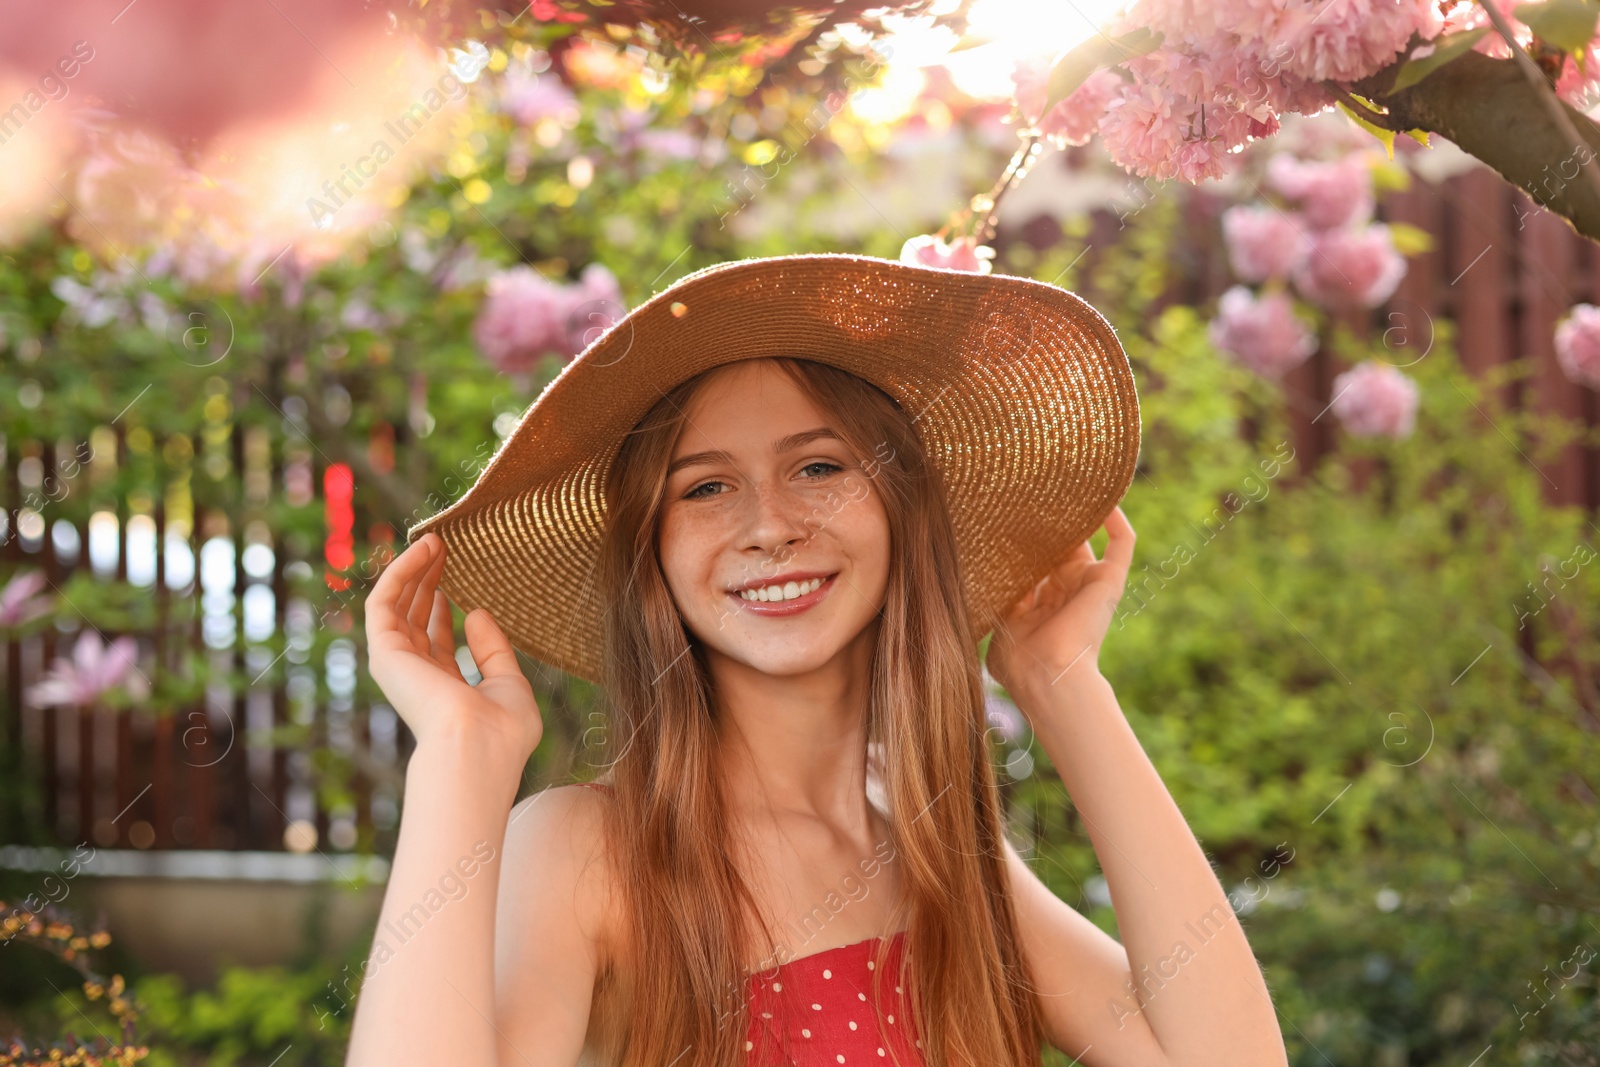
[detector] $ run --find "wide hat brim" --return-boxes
[407,252,1141,684]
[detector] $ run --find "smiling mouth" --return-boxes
[726,573,837,614]
[734,575,827,602]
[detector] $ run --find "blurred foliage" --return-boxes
[1002,198,1600,1065]
[130,966,351,1067]
[0,898,145,1066]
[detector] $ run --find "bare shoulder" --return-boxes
[493,784,623,1062]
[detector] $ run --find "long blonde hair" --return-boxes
[588,356,1043,1067]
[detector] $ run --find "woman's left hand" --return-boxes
[986,504,1136,701]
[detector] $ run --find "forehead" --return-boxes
[670,361,831,454]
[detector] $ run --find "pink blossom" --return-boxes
[473,262,629,372]
[50,275,133,329]
[899,234,995,274]
[149,233,236,290]
[635,128,703,161]
[566,263,625,354]
[1118,0,1438,76]
[1555,42,1600,111]
[1128,34,1276,120]
[1554,304,1600,389]
[1330,361,1420,438]
[603,107,710,165]
[1275,0,1442,82]
[235,241,310,308]
[984,693,1025,743]
[1073,5,1424,196]
[1097,80,1185,179]
[474,266,574,374]
[1221,205,1312,281]
[1113,0,1241,41]
[24,631,150,709]
[1292,224,1407,308]
[498,67,580,127]
[1266,153,1375,230]
[1207,286,1318,378]
[1012,59,1124,148]
[1441,0,1526,59]
[0,570,53,628]
[1098,80,1241,183]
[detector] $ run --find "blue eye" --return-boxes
[683,463,841,500]
[684,480,726,500]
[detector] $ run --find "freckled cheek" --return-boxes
[658,508,733,603]
[829,496,892,596]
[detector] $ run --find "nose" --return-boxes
[739,477,809,563]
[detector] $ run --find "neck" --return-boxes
[707,622,881,826]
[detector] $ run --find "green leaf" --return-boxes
[1043,27,1162,112]
[1385,28,1491,93]
[1336,99,1398,159]
[1513,0,1600,53]
[1369,157,1414,194]
[1386,221,1436,255]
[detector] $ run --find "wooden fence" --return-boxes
[0,386,416,856]
[2,160,1598,856]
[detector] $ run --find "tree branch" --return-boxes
[1475,0,1600,211]
[1323,82,1400,130]
[1345,49,1600,243]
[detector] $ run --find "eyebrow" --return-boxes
[666,427,844,478]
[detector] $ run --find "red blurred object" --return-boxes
[0,0,419,148]
[0,0,922,152]
[324,461,354,589]
[528,0,587,23]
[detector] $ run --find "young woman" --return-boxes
[346,255,1288,1067]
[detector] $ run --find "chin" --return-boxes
[732,649,843,677]
[710,638,841,676]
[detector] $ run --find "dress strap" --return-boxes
[576,781,615,793]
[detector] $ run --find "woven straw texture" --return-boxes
[407,252,1141,684]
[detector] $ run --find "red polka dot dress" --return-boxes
[743,932,925,1067]
[572,784,924,1065]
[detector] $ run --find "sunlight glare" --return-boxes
[877,0,1133,103]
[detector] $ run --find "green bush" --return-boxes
[1011,199,1600,1066]
[133,964,354,1067]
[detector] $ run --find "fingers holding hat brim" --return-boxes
[1003,503,1134,624]
[367,533,438,648]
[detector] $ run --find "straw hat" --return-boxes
[406,252,1141,684]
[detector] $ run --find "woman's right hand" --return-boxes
[364,532,542,771]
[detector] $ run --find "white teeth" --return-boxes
[737,577,824,602]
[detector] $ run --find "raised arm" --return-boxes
[347,532,591,1066]
[987,506,1287,1067]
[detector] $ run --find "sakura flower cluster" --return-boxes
[898,234,997,274]
[1554,303,1600,390]
[1006,0,1600,186]
[472,262,626,375]
[24,631,150,710]
[1330,361,1421,439]
[1208,140,1418,438]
